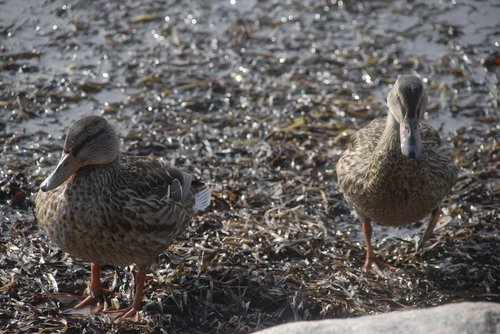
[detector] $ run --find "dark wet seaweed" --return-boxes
[1,0,498,333]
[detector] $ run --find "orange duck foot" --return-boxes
[54,288,112,315]
[363,256,397,277]
[106,305,140,321]
[54,263,111,315]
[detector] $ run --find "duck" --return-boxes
[336,75,458,275]
[35,115,211,319]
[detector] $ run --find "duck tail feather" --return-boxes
[193,185,211,212]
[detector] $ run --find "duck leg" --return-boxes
[73,263,110,308]
[106,268,146,320]
[417,207,441,250]
[362,219,396,276]
[56,263,111,314]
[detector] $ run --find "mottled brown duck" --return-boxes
[35,115,211,319]
[336,75,457,275]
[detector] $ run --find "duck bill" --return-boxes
[40,152,81,191]
[400,116,422,158]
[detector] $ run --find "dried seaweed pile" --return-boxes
[1,0,499,333]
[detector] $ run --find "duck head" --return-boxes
[40,116,120,191]
[387,75,427,159]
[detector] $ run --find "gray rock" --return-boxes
[254,302,500,334]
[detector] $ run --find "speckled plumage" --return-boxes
[36,156,201,268]
[336,75,458,274]
[337,118,457,227]
[34,115,210,317]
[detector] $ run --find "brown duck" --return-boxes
[35,115,211,318]
[336,75,458,275]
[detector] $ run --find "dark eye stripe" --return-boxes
[71,127,108,155]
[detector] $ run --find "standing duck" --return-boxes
[35,115,211,318]
[336,75,457,275]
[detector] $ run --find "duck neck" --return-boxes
[73,157,122,187]
[376,112,401,154]
[365,113,403,186]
